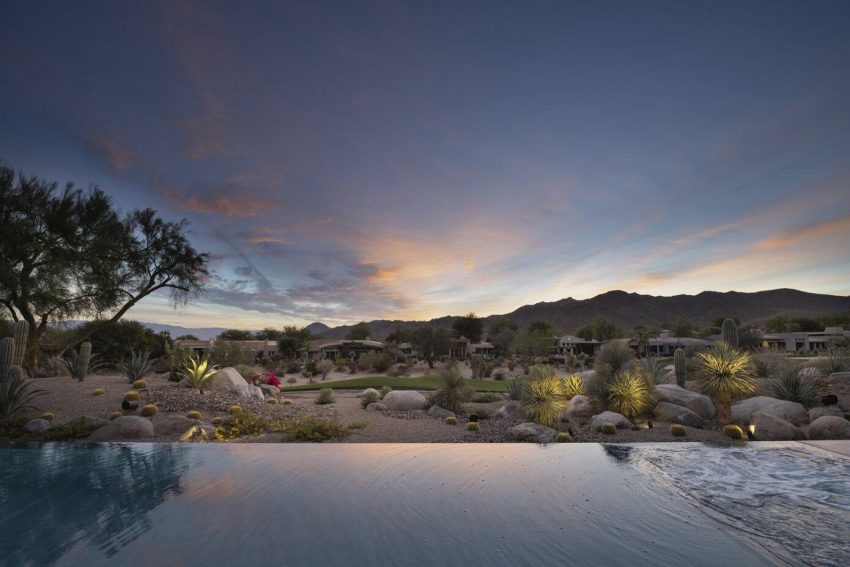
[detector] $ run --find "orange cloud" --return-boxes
[756,214,850,250]
[84,134,136,171]
[182,193,267,217]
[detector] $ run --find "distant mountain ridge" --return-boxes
[308,289,850,340]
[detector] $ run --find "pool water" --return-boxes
[0,442,846,566]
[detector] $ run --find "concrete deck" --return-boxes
[799,440,850,458]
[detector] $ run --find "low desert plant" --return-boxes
[561,374,584,399]
[211,416,224,426]
[132,379,148,390]
[556,431,572,442]
[522,365,567,427]
[506,379,525,401]
[606,368,650,418]
[470,405,492,420]
[315,388,336,405]
[361,390,381,408]
[472,392,502,403]
[228,405,243,415]
[0,367,45,417]
[280,416,349,442]
[267,397,279,405]
[600,422,617,435]
[429,366,473,414]
[285,360,301,374]
[123,390,140,402]
[93,388,106,396]
[61,342,104,382]
[215,410,275,440]
[445,416,458,425]
[643,354,668,386]
[40,411,54,422]
[110,411,123,420]
[751,349,785,378]
[180,355,219,394]
[286,376,297,384]
[466,421,480,432]
[813,347,850,375]
[695,342,756,420]
[34,356,70,378]
[140,404,158,417]
[769,363,820,407]
[119,350,155,383]
[187,410,202,420]
[317,359,334,380]
[380,385,392,399]
[670,424,686,437]
[282,398,293,405]
[722,424,744,440]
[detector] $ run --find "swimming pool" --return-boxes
[1,442,846,566]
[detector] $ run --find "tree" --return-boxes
[0,164,208,370]
[672,316,694,338]
[76,319,170,364]
[411,326,451,368]
[513,329,557,360]
[346,321,372,340]
[217,329,252,341]
[254,327,281,340]
[527,320,559,336]
[576,318,619,341]
[385,325,414,345]
[765,315,790,333]
[277,326,314,359]
[452,312,483,342]
[175,334,198,341]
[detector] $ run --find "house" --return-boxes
[447,338,495,358]
[556,335,600,357]
[759,327,849,353]
[630,331,713,356]
[173,339,278,360]
[300,339,385,361]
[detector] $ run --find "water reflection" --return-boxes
[0,444,191,566]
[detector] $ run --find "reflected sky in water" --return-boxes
[1,443,818,566]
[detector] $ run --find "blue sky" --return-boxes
[1,0,849,328]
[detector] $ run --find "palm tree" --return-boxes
[694,342,755,420]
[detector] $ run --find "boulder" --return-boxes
[731,396,808,425]
[798,367,822,380]
[70,416,107,428]
[807,416,850,440]
[204,367,264,400]
[260,384,280,397]
[508,422,557,443]
[356,388,382,398]
[653,402,704,428]
[494,400,525,420]
[365,402,388,412]
[564,395,595,419]
[382,390,427,411]
[751,412,806,441]
[154,415,201,437]
[825,372,850,386]
[808,406,845,422]
[427,405,455,419]
[88,416,154,441]
[652,384,716,419]
[24,419,50,433]
[590,411,632,431]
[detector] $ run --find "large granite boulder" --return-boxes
[807,416,850,440]
[808,406,845,422]
[731,396,808,425]
[382,390,427,411]
[24,419,50,433]
[508,422,557,443]
[590,411,632,431]
[356,388,381,398]
[260,384,280,397]
[652,384,716,419]
[154,415,201,437]
[88,416,154,441]
[751,412,806,441]
[366,402,388,412]
[427,405,455,419]
[825,372,850,386]
[204,367,264,400]
[494,400,525,420]
[564,395,596,419]
[653,402,704,428]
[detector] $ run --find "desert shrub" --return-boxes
[360,390,380,408]
[180,355,219,393]
[466,421,480,432]
[215,410,275,440]
[280,417,349,442]
[0,416,103,442]
[751,349,785,377]
[671,424,686,437]
[445,416,458,425]
[61,343,105,381]
[556,431,572,442]
[429,366,473,414]
[123,390,139,401]
[472,392,502,403]
[769,363,820,407]
[286,376,297,384]
[132,379,148,390]
[315,388,336,405]
[470,355,486,379]
[187,410,202,420]
[640,355,667,385]
[282,398,293,405]
[695,343,756,419]
[234,364,254,381]
[469,405,491,420]
[228,405,243,415]
[372,352,395,373]
[561,374,584,399]
[506,379,525,401]
[303,359,318,378]
[110,411,123,420]
[722,424,744,440]
[600,422,616,435]
[208,342,255,367]
[285,360,301,374]
[40,411,54,422]
[606,368,650,418]
[380,385,392,398]
[140,404,158,417]
[34,356,70,378]
[119,351,155,383]
[522,365,567,427]
[162,343,192,381]
[587,340,635,404]
[93,388,106,396]
[356,351,376,371]
[814,348,850,375]
[317,359,334,380]
[493,370,506,381]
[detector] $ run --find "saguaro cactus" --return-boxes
[674,348,686,387]
[0,336,13,377]
[77,342,92,379]
[12,320,29,367]
[721,319,739,348]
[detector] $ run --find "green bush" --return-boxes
[769,363,820,407]
[285,360,301,374]
[429,366,473,414]
[695,343,756,419]
[234,364,255,381]
[722,424,744,440]
[472,392,502,403]
[506,379,525,401]
[315,388,336,405]
[209,342,255,367]
[215,410,274,440]
[0,416,103,441]
[671,424,686,437]
[360,390,381,408]
[814,348,850,375]
[280,417,349,442]
[380,385,393,398]
[751,349,785,377]
[469,405,491,420]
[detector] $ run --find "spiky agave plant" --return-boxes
[769,362,820,407]
[429,366,473,413]
[522,365,567,426]
[606,368,650,418]
[506,379,525,401]
[0,367,46,417]
[119,350,155,383]
[695,342,755,419]
[586,340,635,403]
[643,354,668,386]
[180,355,219,394]
[561,374,584,399]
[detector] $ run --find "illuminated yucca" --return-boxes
[180,355,219,394]
[561,374,584,399]
[522,365,567,426]
[607,368,650,418]
[695,342,755,418]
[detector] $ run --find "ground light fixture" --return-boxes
[746,423,756,441]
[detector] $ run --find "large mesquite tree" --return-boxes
[0,164,208,370]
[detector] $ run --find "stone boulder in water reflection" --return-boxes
[0,444,190,564]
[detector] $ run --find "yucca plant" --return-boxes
[695,342,755,420]
[119,350,155,383]
[587,340,635,402]
[0,366,46,417]
[643,354,669,386]
[607,368,650,418]
[561,374,584,399]
[769,363,820,407]
[522,365,567,426]
[506,379,525,401]
[180,355,219,394]
[429,366,473,413]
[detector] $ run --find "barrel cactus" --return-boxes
[466,421,480,432]
[721,319,739,348]
[600,422,617,435]
[556,431,573,442]
[671,424,686,437]
[446,416,458,425]
[674,348,686,387]
[140,404,158,417]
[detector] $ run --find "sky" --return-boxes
[1,0,849,329]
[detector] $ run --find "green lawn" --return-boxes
[281,375,509,392]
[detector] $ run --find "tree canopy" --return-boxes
[452,312,483,342]
[411,326,451,368]
[576,318,619,341]
[277,326,314,358]
[346,321,372,340]
[217,329,253,341]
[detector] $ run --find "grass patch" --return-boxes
[281,376,509,393]
[0,416,104,441]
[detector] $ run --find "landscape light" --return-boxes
[746,424,756,440]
